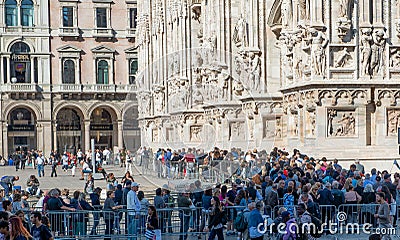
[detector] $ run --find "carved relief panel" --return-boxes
[165,127,174,142]
[190,125,203,142]
[152,128,159,142]
[287,113,299,137]
[305,111,316,138]
[327,109,356,137]
[229,122,244,141]
[387,109,400,136]
[263,117,283,139]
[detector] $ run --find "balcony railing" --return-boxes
[93,28,114,38]
[4,26,35,33]
[52,84,82,93]
[59,27,80,38]
[2,83,38,92]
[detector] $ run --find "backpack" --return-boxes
[168,195,175,207]
[234,210,248,232]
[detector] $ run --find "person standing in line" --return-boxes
[50,155,58,177]
[375,192,392,240]
[89,187,102,235]
[36,152,45,177]
[9,216,32,240]
[147,205,161,240]
[127,182,141,240]
[30,211,54,240]
[103,191,123,240]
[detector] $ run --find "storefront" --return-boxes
[7,107,36,152]
[90,108,115,149]
[56,108,82,153]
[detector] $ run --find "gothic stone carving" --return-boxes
[361,28,387,77]
[305,111,316,137]
[390,48,400,69]
[387,109,400,136]
[190,126,202,142]
[168,78,189,110]
[264,117,283,139]
[153,85,165,114]
[288,113,299,137]
[309,28,329,76]
[138,92,152,116]
[332,47,353,68]
[229,122,244,141]
[152,128,159,142]
[234,50,262,92]
[233,14,249,48]
[327,109,356,137]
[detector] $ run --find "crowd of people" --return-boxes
[0,146,396,240]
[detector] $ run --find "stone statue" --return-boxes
[309,28,329,76]
[192,84,204,105]
[338,0,350,18]
[295,59,304,79]
[388,110,400,135]
[275,118,282,138]
[370,29,386,75]
[327,109,336,136]
[281,0,292,27]
[230,122,243,140]
[232,80,244,96]
[248,119,254,140]
[248,52,261,91]
[391,49,400,68]
[190,126,202,142]
[334,112,355,136]
[218,71,230,100]
[360,28,373,76]
[335,47,352,68]
[153,85,165,114]
[233,14,248,48]
[307,111,316,136]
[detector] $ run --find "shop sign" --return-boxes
[8,125,34,132]
[90,124,113,131]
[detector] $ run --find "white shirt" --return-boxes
[36,156,44,165]
[82,162,91,171]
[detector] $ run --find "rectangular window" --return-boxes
[129,58,138,84]
[62,7,74,27]
[21,7,34,26]
[129,8,137,29]
[96,8,107,28]
[5,6,17,26]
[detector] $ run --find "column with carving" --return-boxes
[1,122,6,158]
[359,0,371,27]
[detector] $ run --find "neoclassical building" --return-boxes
[0,0,140,157]
[137,0,400,160]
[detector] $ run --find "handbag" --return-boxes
[145,229,155,239]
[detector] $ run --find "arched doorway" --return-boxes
[7,107,36,153]
[56,108,83,153]
[123,106,140,151]
[90,107,116,149]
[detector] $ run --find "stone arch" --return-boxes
[267,0,282,35]
[53,102,89,121]
[87,103,122,121]
[3,102,42,121]
[7,38,35,53]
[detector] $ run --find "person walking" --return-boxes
[248,201,265,240]
[89,187,103,235]
[36,152,45,177]
[375,192,392,240]
[127,182,141,240]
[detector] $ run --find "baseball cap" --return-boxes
[384,174,391,180]
[131,182,140,187]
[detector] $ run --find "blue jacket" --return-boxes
[248,209,264,238]
[318,188,334,205]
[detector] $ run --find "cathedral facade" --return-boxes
[137,0,400,160]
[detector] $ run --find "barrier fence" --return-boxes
[14,203,400,239]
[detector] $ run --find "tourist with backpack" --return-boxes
[282,211,297,240]
[234,202,253,240]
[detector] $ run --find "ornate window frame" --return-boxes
[91,45,115,85]
[125,0,137,38]
[58,0,79,37]
[92,0,113,38]
[56,45,82,84]
[125,46,138,84]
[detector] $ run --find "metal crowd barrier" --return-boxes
[14,203,400,239]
